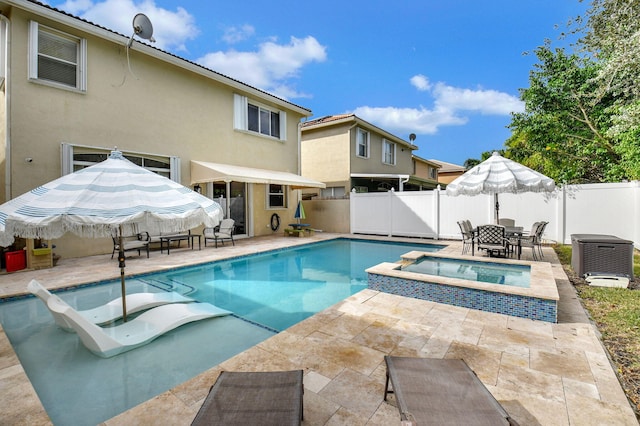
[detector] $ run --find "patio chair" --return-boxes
[518,222,547,260]
[457,220,473,255]
[498,218,515,227]
[476,224,510,257]
[45,293,231,358]
[27,279,194,331]
[111,230,150,259]
[383,356,517,425]
[204,218,235,248]
[191,370,304,426]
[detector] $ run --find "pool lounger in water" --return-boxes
[27,279,194,331]
[46,294,232,358]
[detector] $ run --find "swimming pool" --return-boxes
[402,255,530,287]
[0,238,443,425]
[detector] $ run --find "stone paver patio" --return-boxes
[0,234,637,425]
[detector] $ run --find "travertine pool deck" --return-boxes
[0,234,637,425]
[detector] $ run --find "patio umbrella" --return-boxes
[445,152,555,223]
[0,149,224,320]
[294,200,306,224]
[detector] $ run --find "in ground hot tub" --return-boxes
[367,251,558,322]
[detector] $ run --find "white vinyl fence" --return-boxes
[350,181,640,247]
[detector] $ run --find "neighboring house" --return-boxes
[428,159,466,185]
[0,0,323,259]
[301,114,435,198]
[410,155,441,190]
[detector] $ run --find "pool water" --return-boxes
[403,256,531,287]
[0,238,442,426]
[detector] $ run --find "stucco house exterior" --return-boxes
[300,114,438,199]
[0,0,324,259]
[428,159,466,185]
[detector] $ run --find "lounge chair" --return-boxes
[45,294,232,358]
[203,218,235,248]
[384,356,518,425]
[27,279,194,331]
[191,370,304,426]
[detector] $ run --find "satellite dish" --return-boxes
[127,13,155,47]
[409,133,416,142]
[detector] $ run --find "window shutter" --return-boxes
[28,21,39,80]
[279,110,286,141]
[61,143,74,175]
[170,156,181,182]
[233,94,247,130]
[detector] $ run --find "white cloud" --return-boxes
[432,82,524,115]
[197,36,327,99]
[353,105,467,134]
[353,75,524,136]
[222,25,255,44]
[53,0,199,52]
[410,74,431,91]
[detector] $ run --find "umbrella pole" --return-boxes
[494,194,500,224]
[117,226,128,323]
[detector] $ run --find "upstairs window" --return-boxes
[248,103,280,138]
[234,94,287,140]
[29,21,86,91]
[382,139,396,165]
[356,128,369,158]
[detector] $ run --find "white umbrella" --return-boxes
[446,152,555,223]
[0,149,224,320]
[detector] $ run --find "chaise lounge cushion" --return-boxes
[384,356,517,425]
[191,370,304,426]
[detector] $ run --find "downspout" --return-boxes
[1,14,10,201]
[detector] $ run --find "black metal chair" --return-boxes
[477,224,509,257]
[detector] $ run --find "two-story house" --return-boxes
[300,114,438,198]
[0,0,323,258]
[428,159,466,185]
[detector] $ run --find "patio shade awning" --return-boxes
[191,161,326,189]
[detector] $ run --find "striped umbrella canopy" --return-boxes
[445,152,555,223]
[0,150,223,244]
[0,150,223,320]
[294,200,306,223]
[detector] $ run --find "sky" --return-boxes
[50,0,588,165]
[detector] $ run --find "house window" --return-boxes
[356,128,369,158]
[383,139,396,165]
[429,167,437,179]
[267,184,286,208]
[61,143,179,181]
[234,94,287,140]
[248,103,280,138]
[320,186,346,199]
[29,21,86,91]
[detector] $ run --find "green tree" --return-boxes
[507,44,623,183]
